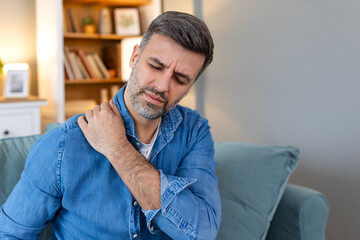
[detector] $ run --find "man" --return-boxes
[0,11,221,239]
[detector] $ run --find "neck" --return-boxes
[124,87,161,144]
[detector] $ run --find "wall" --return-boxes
[0,0,37,95]
[203,0,360,239]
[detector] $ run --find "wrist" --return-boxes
[106,140,136,162]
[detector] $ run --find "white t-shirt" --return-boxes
[139,119,161,160]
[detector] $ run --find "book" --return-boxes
[76,55,90,79]
[86,54,103,79]
[92,53,110,79]
[63,7,68,33]
[64,66,69,79]
[63,49,75,80]
[67,8,80,33]
[64,47,75,80]
[76,49,96,79]
[68,52,83,79]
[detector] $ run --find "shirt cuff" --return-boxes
[141,170,197,234]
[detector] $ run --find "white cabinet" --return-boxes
[0,97,47,139]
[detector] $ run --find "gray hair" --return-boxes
[139,11,214,79]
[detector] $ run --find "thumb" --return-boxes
[109,99,122,118]
[77,115,88,133]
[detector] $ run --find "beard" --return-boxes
[127,62,186,120]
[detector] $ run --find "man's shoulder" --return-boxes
[167,105,211,140]
[40,114,84,142]
[64,114,84,130]
[169,106,213,153]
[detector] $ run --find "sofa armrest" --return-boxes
[266,184,329,240]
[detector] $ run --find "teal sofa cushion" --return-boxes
[214,142,299,240]
[0,135,41,205]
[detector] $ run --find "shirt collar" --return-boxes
[113,84,137,138]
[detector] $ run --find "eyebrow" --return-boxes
[149,57,191,83]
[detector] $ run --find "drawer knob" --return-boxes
[3,130,9,135]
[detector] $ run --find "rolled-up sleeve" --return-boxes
[142,120,221,240]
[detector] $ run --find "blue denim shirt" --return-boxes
[0,86,221,239]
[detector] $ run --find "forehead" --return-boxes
[141,34,205,79]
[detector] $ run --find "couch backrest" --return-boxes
[214,141,299,240]
[0,135,40,205]
[1,131,300,240]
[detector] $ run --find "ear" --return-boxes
[129,45,140,69]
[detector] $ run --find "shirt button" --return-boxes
[136,142,140,147]
[133,201,138,206]
[133,233,138,238]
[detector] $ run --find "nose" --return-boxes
[154,70,172,93]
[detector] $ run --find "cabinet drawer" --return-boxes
[0,112,34,139]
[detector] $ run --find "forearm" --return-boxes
[107,142,161,210]
[77,102,161,210]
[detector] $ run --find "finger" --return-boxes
[100,102,110,111]
[85,109,93,119]
[77,115,88,132]
[93,105,100,112]
[109,99,122,118]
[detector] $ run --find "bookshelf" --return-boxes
[63,0,152,6]
[36,0,161,125]
[65,78,122,84]
[64,32,137,40]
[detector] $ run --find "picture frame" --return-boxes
[114,8,141,36]
[4,69,29,98]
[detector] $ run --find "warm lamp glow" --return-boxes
[3,63,29,74]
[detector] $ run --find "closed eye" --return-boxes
[149,63,162,71]
[174,75,187,85]
[174,72,190,85]
[148,57,191,85]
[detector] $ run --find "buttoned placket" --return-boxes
[128,135,141,239]
[130,197,141,239]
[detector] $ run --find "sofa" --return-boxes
[0,124,329,240]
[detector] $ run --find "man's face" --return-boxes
[125,34,205,120]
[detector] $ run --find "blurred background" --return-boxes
[1,0,359,239]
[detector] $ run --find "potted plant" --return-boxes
[82,17,96,34]
[0,58,3,75]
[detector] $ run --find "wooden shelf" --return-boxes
[0,95,46,103]
[36,0,159,123]
[65,78,124,84]
[64,32,141,40]
[63,0,151,6]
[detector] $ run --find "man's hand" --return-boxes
[77,99,161,210]
[77,99,128,159]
